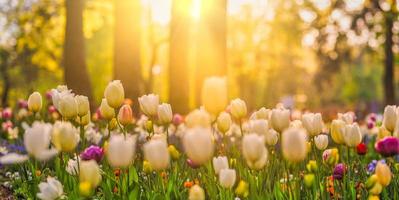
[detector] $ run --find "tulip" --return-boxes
[74,95,90,117]
[172,114,184,126]
[201,76,228,115]
[304,174,315,188]
[168,145,181,160]
[182,127,214,165]
[330,119,346,144]
[382,105,397,132]
[270,108,290,132]
[158,103,173,125]
[333,163,346,180]
[250,107,271,120]
[212,156,229,174]
[337,112,355,124]
[80,145,104,163]
[366,174,378,189]
[79,160,102,188]
[375,161,392,187]
[185,109,211,128]
[188,185,205,200]
[106,134,136,168]
[79,112,90,126]
[37,177,63,200]
[51,121,80,152]
[281,128,307,162]
[290,119,303,128]
[235,180,249,198]
[138,94,159,117]
[322,148,339,166]
[28,92,42,112]
[66,156,80,175]
[306,160,318,173]
[79,181,92,197]
[314,134,328,150]
[24,122,58,161]
[219,168,236,188]
[99,98,115,120]
[356,143,367,155]
[229,98,247,119]
[343,123,362,147]
[248,119,268,136]
[118,104,134,126]
[375,136,399,157]
[51,85,71,110]
[302,113,323,137]
[143,139,170,170]
[242,133,268,169]
[58,94,78,119]
[217,112,231,133]
[104,80,125,109]
[143,160,153,173]
[265,129,279,146]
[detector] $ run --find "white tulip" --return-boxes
[138,94,159,116]
[302,113,323,137]
[51,121,80,152]
[0,153,29,165]
[189,185,205,200]
[289,120,303,128]
[343,123,362,147]
[212,156,229,174]
[242,133,268,169]
[157,103,173,125]
[51,85,72,110]
[37,177,63,200]
[58,94,78,119]
[66,156,80,175]
[230,98,247,119]
[79,160,102,188]
[28,92,42,112]
[104,80,125,109]
[201,76,228,115]
[281,128,307,162]
[314,134,328,150]
[143,139,170,170]
[107,134,136,168]
[183,127,214,165]
[217,112,232,133]
[99,98,115,120]
[383,105,398,132]
[75,95,90,117]
[185,108,211,128]
[330,119,346,144]
[270,108,290,132]
[265,129,279,146]
[24,122,58,161]
[219,168,236,188]
[248,119,268,135]
[338,112,355,124]
[250,107,271,120]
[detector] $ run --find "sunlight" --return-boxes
[191,0,201,20]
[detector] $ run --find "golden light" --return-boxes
[191,0,201,20]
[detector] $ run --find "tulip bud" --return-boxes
[58,94,78,119]
[79,160,102,189]
[27,92,42,112]
[369,182,383,195]
[333,163,346,180]
[304,174,315,188]
[306,160,318,173]
[138,94,159,117]
[217,112,231,133]
[302,113,323,137]
[201,76,228,115]
[118,104,134,126]
[366,174,378,189]
[250,107,271,120]
[265,129,279,146]
[270,108,290,133]
[79,181,92,197]
[168,145,180,160]
[51,121,80,152]
[248,119,268,135]
[99,99,115,120]
[104,80,125,109]
[106,134,136,168]
[375,161,392,187]
[338,112,355,124]
[157,103,173,125]
[314,134,328,150]
[330,119,346,144]
[185,109,211,128]
[235,180,249,198]
[322,148,339,166]
[212,156,229,174]
[219,168,236,188]
[75,95,90,117]
[143,160,153,173]
[183,127,214,165]
[229,98,247,119]
[242,133,268,169]
[343,123,362,147]
[188,185,205,200]
[282,128,307,162]
[79,112,90,126]
[382,105,397,132]
[143,139,170,170]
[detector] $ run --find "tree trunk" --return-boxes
[384,14,395,105]
[0,51,10,107]
[114,0,142,113]
[64,0,92,101]
[169,0,191,114]
[195,0,227,106]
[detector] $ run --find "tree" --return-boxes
[195,0,227,106]
[168,0,191,114]
[114,0,142,112]
[64,0,92,100]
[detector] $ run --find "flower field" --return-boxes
[0,78,398,200]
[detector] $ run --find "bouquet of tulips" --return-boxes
[0,77,399,200]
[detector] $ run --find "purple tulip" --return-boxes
[375,136,399,157]
[80,145,104,163]
[333,163,346,180]
[18,100,28,109]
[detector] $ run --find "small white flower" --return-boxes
[66,156,80,175]
[37,177,63,200]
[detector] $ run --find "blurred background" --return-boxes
[0,0,397,117]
